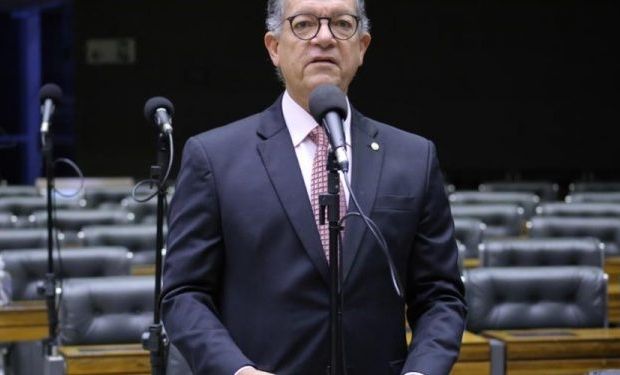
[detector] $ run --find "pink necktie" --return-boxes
[308,126,347,262]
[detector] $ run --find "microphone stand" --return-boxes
[320,152,345,375]
[40,129,64,375]
[142,132,169,375]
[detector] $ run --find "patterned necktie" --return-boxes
[308,126,347,263]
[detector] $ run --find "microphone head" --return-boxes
[39,83,63,105]
[144,96,175,122]
[308,84,348,124]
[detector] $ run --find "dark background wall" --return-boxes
[2,1,619,186]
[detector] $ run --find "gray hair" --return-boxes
[266,0,370,35]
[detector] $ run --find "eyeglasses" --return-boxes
[285,14,360,41]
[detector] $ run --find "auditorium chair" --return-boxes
[58,275,154,345]
[81,185,135,207]
[479,238,604,268]
[449,191,540,218]
[566,192,620,204]
[528,217,620,256]
[0,212,17,228]
[570,181,620,193]
[79,224,160,264]
[478,181,559,202]
[28,209,136,245]
[0,196,84,216]
[119,198,160,223]
[537,202,620,218]
[0,185,39,198]
[0,247,132,300]
[1,249,134,374]
[464,266,608,333]
[453,218,485,259]
[451,204,525,238]
[0,229,49,250]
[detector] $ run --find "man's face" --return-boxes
[265,0,371,109]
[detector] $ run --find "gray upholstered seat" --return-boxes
[449,191,540,218]
[451,204,524,238]
[79,225,161,264]
[0,247,132,300]
[479,181,559,202]
[453,218,485,259]
[528,216,620,256]
[479,238,604,268]
[464,266,608,333]
[536,202,620,218]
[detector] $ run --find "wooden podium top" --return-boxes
[60,344,150,375]
[0,300,48,342]
[483,328,620,360]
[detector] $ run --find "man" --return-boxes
[161,0,467,374]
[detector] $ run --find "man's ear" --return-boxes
[264,32,280,67]
[357,32,371,66]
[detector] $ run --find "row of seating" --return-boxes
[1,256,612,373]
[455,214,620,258]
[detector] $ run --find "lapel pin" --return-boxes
[370,142,380,151]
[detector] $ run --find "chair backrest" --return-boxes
[566,192,620,204]
[479,238,604,268]
[479,181,559,202]
[29,209,136,231]
[0,247,132,300]
[0,185,40,198]
[0,196,84,216]
[59,275,154,345]
[569,182,620,193]
[0,229,48,250]
[82,186,135,207]
[537,203,620,218]
[528,217,620,256]
[449,191,540,218]
[453,218,485,259]
[451,204,525,238]
[79,225,160,264]
[0,212,17,228]
[464,266,608,333]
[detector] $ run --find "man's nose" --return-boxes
[313,19,336,46]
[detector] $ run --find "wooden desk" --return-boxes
[610,283,620,325]
[0,300,48,342]
[484,328,620,375]
[464,258,480,269]
[60,344,150,375]
[451,331,491,375]
[606,256,620,282]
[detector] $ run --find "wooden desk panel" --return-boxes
[451,331,490,375]
[484,328,620,375]
[0,300,48,342]
[606,256,620,281]
[60,344,150,375]
[610,283,620,325]
[408,329,490,374]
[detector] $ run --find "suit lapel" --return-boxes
[343,110,383,282]
[256,97,329,285]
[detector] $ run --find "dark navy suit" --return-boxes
[161,96,466,375]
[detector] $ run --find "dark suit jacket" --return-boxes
[161,96,466,375]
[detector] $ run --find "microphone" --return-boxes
[308,84,349,172]
[39,83,63,134]
[144,96,175,135]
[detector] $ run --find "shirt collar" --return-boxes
[282,90,352,147]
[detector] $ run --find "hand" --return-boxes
[237,368,275,375]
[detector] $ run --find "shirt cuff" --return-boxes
[234,365,255,375]
[404,372,425,375]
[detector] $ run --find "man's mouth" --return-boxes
[308,57,337,65]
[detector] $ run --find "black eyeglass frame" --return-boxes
[285,13,361,41]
